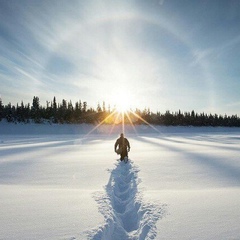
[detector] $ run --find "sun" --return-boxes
[115,97,129,113]
[111,90,134,113]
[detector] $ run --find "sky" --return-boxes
[0,0,240,115]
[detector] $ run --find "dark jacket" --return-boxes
[114,136,130,152]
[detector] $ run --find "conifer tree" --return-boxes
[31,96,41,123]
[0,98,3,121]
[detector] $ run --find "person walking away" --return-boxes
[114,133,130,161]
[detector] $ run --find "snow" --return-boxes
[0,122,240,240]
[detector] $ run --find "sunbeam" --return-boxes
[82,107,161,139]
[83,110,118,137]
[129,110,161,134]
[125,111,138,135]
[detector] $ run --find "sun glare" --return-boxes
[85,88,160,137]
[115,98,129,113]
[112,91,133,113]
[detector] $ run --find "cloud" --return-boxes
[191,48,215,65]
[15,67,41,85]
[192,33,240,66]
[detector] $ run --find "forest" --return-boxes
[0,96,240,127]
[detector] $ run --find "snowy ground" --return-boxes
[0,123,240,240]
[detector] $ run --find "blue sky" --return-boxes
[0,0,240,115]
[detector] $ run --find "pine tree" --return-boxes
[31,96,41,123]
[0,97,3,121]
[5,103,14,122]
[83,101,87,112]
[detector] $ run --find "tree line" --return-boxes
[0,96,240,127]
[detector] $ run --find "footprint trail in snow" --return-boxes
[88,160,166,240]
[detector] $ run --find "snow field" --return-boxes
[1,124,240,239]
[130,133,240,240]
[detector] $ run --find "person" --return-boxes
[114,133,130,161]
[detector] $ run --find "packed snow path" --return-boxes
[89,160,165,240]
